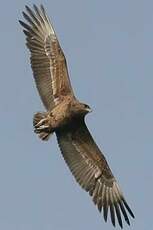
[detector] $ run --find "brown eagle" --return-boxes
[19,5,134,228]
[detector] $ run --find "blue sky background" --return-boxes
[0,0,152,229]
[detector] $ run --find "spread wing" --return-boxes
[56,119,134,228]
[19,5,74,110]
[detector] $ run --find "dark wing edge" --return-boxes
[56,119,134,228]
[19,4,74,110]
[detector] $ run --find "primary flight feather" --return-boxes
[19,5,134,228]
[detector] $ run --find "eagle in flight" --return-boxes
[19,5,134,228]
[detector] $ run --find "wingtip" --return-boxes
[25,5,35,16]
[130,208,135,219]
[118,219,123,229]
[40,4,46,16]
[103,208,108,223]
[18,20,24,26]
[122,198,135,219]
[25,5,30,12]
[18,20,29,30]
[40,4,45,11]
[33,4,37,11]
[125,218,130,226]
[112,221,116,228]
[33,4,42,15]
[24,4,46,14]
[22,11,26,17]
[103,215,107,223]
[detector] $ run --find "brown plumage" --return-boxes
[19,5,134,228]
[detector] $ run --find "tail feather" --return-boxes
[33,112,53,141]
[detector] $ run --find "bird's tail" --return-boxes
[33,112,53,141]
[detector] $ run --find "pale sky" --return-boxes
[0,0,152,229]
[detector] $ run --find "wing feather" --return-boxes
[56,119,134,228]
[19,5,74,110]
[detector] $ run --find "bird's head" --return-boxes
[70,101,92,117]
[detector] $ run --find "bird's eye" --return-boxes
[84,104,90,109]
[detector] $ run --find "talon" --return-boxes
[33,112,53,141]
[35,118,48,128]
[36,125,50,130]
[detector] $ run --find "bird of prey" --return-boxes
[19,5,134,228]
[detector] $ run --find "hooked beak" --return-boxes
[86,107,92,113]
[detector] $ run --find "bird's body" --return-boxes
[34,96,91,140]
[19,5,134,228]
